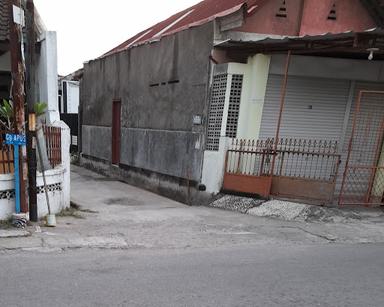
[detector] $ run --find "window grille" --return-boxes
[206,74,228,151]
[226,74,243,138]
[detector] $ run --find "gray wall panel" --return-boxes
[120,128,202,181]
[82,125,111,161]
[81,23,214,181]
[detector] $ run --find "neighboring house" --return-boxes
[58,68,83,151]
[80,0,384,206]
[0,1,70,220]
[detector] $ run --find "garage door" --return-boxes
[259,75,351,142]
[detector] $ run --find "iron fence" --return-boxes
[0,126,62,175]
[226,138,340,182]
[0,130,14,174]
[42,125,62,168]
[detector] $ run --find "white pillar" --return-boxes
[236,54,271,140]
[36,31,60,123]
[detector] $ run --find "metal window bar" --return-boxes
[206,74,228,151]
[226,74,243,138]
[42,126,62,168]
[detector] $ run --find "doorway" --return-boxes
[112,100,121,165]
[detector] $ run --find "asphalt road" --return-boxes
[1,244,384,307]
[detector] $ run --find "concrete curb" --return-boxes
[0,230,32,238]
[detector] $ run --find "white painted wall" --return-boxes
[0,52,11,72]
[36,31,60,123]
[0,174,17,220]
[52,120,71,211]
[36,167,66,218]
[201,55,271,194]
[201,137,231,194]
[0,168,66,220]
[236,54,271,140]
[201,65,234,194]
[0,122,71,220]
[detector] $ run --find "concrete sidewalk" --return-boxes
[1,165,384,253]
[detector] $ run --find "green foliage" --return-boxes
[0,99,13,120]
[0,99,14,130]
[34,102,48,117]
[0,100,48,130]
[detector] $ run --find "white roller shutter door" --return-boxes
[259,75,351,142]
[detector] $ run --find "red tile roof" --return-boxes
[103,0,263,57]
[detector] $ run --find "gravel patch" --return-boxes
[209,195,264,213]
[248,200,307,221]
[248,200,363,223]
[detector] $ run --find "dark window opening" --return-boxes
[168,80,180,84]
[327,4,337,20]
[149,79,180,87]
[276,0,287,18]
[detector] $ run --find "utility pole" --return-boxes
[26,0,37,222]
[9,0,28,214]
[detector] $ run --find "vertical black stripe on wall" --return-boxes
[63,81,68,114]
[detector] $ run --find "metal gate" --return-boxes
[339,90,384,206]
[223,139,274,197]
[223,138,340,201]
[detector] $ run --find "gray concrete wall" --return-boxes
[120,128,202,180]
[81,23,214,182]
[82,125,111,162]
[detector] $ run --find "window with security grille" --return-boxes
[226,74,243,138]
[206,74,228,151]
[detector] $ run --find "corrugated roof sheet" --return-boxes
[0,1,9,41]
[216,28,384,58]
[103,0,263,57]
[218,28,384,45]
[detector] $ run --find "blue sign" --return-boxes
[5,134,26,146]
[5,134,26,214]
